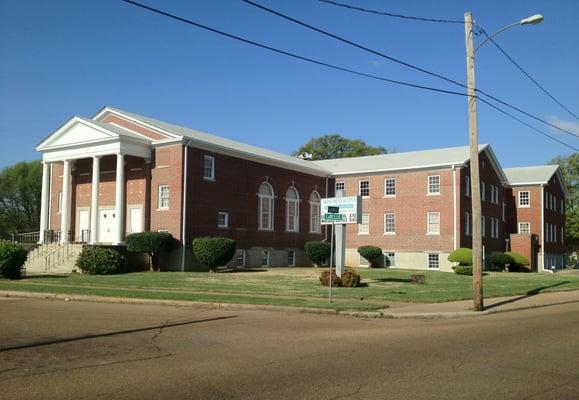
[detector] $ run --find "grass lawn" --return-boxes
[1,268,578,312]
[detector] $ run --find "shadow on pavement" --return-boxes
[484,281,570,311]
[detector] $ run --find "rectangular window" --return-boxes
[481,216,486,237]
[384,178,396,197]
[286,200,299,232]
[58,192,63,214]
[427,175,440,195]
[561,199,564,214]
[465,175,470,197]
[235,250,246,267]
[261,250,270,267]
[427,212,440,234]
[218,212,229,228]
[359,254,370,266]
[465,212,471,236]
[383,252,395,267]
[203,155,215,180]
[427,253,440,269]
[358,213,369,234]
[287,250,295,267]
[554,224,557,242]
[518,191,530,207]
[492,218,499,239]
[310,201,321,234]
[335,181,345,195]
[481,181,486,201]
[561,226,564,243]
[518,222,530,235]
[383,213,396,234]
[158,185,170,209]
[502,201,506,222]
[359,180,370,197]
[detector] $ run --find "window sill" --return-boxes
[258,228,274,232]
[383,195,396,198]
[309,231,322,235]
[426,232,440,236]
[426,193,441,196]
[357,233,369,235]
[285,230,299,233]
[218,226,229,229]
[383,232,396,236]
[518,205,530,208]
[203,177,215,182]
[156,208,169,212]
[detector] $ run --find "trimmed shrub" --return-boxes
[454,265,473,276]
[319,270,342,287]
[448,248,472,266]
[505,251,530,272]
[192,237,236,272]
[125,232,176,271]
[357,246,383,267]
[305,241,331,266]
[76,246,124,275]
[0,243,27,279]
[341,268,361,288]
[487,252,514,271]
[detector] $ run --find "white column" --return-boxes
[38,162,51,244]
[113,153,125,245]
[60,160,71,244]
[90,156,101,244]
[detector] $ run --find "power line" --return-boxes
[477,25,579,120]
[317,0,463,24]
[119,0,466,97]
[478,98,578,151]
[241,0,579,140]
[120,0,578,151]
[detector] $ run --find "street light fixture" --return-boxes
[464,12,543,312]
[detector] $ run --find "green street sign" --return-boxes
[323,213,344,221]
[327,206,340,213]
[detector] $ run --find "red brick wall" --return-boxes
[543,173,566,254]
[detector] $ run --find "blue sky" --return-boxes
[1,0,578,168]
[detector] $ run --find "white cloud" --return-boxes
[548,116,579,136]
[370,60,382,69]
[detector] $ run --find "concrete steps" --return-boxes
[24,243,83,274]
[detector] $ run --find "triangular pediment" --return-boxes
[37,117,120,150]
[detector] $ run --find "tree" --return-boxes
[293,134,387,160]
[549,153,579,252]
[0,161,42,235]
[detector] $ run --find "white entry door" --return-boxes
[77,209,90,242]
[128,207,143,234]
[99,209,116,243]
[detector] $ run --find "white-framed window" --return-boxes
[554,224,557,242]
[561,199,564,214]
[309,191,321,234]
[218,212,229,228]
[427,175,440,195]
[481,181,486,201]
[285,186,300,232]
[158,185,170,209]
[427,253,440,269]
[492,185,499,204]
[383,213,396,234]
[258,182,274,231]
[359,180,370,197]
[287,250,295,267]
[335,181,345,196]
[518,191,530,207]
[358,213,369,235]
[492,217,499,239]
[58,191,63,214]
[203,155,215,180]
[261,250,270,267]
[518,222,530,235]
[465,212,471,236]
[235,250,246,267]
[481,215,486,237]
[465,175,470,197]
[383,251,395,267]
[502,202,506,222]
[384,178,396,197]
[427,212,440,235]
[561,226,564,243]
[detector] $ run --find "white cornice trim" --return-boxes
[329,162,465,176]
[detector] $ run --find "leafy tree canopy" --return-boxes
[293,134,387,160]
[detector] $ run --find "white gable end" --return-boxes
[38,117,116,150]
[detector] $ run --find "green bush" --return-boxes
[126,232,176,271]
[192,237,236,272]
[454,265,473,275]
[319,270,342,287]
[357,246,383,267]
[76,246,124,275]
[0,243,27,279]
[505,251,530,272]
[487,252,514,271]
[448,248,472,266]
[304,241,331,266]
[341,268,361,287]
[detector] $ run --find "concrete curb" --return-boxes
[1,290,577,320]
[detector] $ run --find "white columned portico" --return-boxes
[60,160,71,244]
[113,153,125,245]
[90,156,101,244]
[38,162,51,244]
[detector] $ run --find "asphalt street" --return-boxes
[1,297,578,400]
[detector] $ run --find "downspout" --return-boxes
[452,164,458,250]
[180,139,192,272]
[48,163,53,238]
[324,176,329,242]
[540,184,545,271]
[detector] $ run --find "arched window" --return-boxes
[309,191,321,234]
[285,186,300,232]
[258,182,274,231]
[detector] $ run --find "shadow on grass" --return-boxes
[217,268,268,274]
[24,274,68,280]
[485,281,570,310]
[372,278,412,283]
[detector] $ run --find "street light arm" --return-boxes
[475,14,543,52]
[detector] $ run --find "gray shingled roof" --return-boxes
[312,145,488,174]
[503,165,559,185]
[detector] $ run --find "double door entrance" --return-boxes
[75,205,143,243]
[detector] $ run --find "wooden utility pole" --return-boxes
[464,12,484,311]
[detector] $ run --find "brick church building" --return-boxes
[35,106,567,271]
